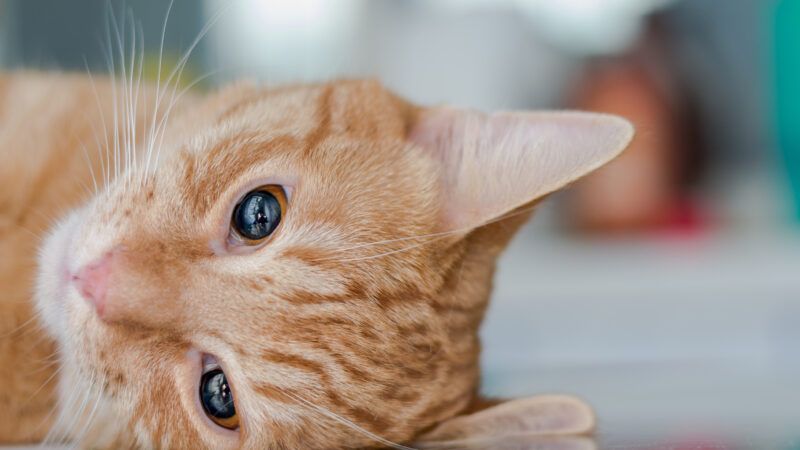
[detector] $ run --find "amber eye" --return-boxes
[200,368,239,430]
[231,186,286,242]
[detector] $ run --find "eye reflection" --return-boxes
[231,186,284,242]
[200,368,239,430]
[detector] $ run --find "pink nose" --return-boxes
[73,252,114,315]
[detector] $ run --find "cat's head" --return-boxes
[35,80,632,449]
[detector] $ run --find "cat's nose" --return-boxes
[73,251,115,316]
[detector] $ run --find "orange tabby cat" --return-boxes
[0,71,632,449]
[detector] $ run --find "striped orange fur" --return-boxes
[0,72,631,449]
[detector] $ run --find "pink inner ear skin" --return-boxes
[408,108,634,233]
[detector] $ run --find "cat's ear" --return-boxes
[416,395,596,450]
[409,108,634,231]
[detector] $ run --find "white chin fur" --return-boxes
[34,209,83,342]
[34,208,127,447]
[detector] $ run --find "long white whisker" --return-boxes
[151,3,229,167]
[83,110,108,189]
[70,374,106,449]
[119,6,129,177]
[109,4,132,182]
[79,142,99,194]
[328,236,446,263]
[132,17,146,193]
[144,0,174,179]
[31,348,61,367]
[23,210,61,241]
[75,178,94,198]
[1,313,43,338]
[320,203,542,262]
[15,225,49,241]
[58,370,96,447]
[121,7,132,179]
[41,364,84,445]
[153,67,219,145]
[22,364,63,411]
[83,60,111,188]
[102,8,121,183]
[286,391,417,450]
[126,9,138,179]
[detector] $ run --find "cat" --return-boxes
[0,71,632,449]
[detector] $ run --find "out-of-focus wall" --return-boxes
[203,0,656,109]
[0,0,204,71]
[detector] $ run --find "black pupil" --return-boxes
[233,191,281,240]
[200,369,235,419]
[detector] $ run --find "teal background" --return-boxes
[775,0,800,219]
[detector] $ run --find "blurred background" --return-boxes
[1,0,799,448]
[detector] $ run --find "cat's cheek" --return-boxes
[34,211,83,341]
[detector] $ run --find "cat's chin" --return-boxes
[34,209,84,342]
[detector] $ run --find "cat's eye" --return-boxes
[200,368,239,430]
[231,186,285,242]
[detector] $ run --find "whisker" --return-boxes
[40,365,80,445]
[78,142,100,194]
[13,224,48,241]
[28,207,61,225]
[19,211,60,242]
[0,313,43,338]
[285,391,417,450]
[55,370,96,446]
[28,357,61,375]
[318,202,542,262]
[22,364,62,409]
[125,8,141,181]
[151,67,220,156]
[327,229,458,254]
[70,373,106,449]
[24,325,58,351]
[34,384,71,446]
[83,110,110,189]
[151,3,229,168]
[112,5,129,177]
[143,0,174,179]
[102,6,121,183]
[324,235,446,263]
[83,60,112,187]
[134,16,147,195]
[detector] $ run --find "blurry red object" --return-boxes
[566,16,707,236]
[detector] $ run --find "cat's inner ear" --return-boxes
[417,395,596,444]
[409,108,634,232]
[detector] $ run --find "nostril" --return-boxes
[73,252,114,315]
